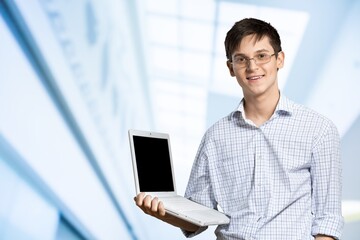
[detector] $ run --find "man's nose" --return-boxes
[246,58,258,70]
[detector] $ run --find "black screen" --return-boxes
[133,136,175,192]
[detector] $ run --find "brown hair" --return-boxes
[225,18,282,61]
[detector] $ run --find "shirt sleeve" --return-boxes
[310,121,344,239]
[181,134,217,238]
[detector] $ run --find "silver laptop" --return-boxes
[128,129,230,227]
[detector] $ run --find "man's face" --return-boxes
[227,34,284,98]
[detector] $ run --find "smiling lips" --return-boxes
[246,75,264,80]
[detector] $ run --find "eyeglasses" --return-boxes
[231,53,277,68]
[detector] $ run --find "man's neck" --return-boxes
[243,91,280,127]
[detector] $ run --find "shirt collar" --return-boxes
[229,93,293,120]
[275,94,293,115]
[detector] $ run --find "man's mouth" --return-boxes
[246,75,264,80]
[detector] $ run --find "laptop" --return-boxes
[128,129,230,227]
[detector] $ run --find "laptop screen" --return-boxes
[133,135,175,192]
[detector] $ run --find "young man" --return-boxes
[135,18,344,239]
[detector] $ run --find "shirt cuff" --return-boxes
[311,214,344,239]
[181,226,208,238]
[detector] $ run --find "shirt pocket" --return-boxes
[213,154,253,211]
[277,140,312,194]
[280,140,312,172]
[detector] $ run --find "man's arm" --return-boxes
[311,122,344,239]
[134,192,201,232]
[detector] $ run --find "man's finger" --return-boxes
[143,195,152,210]
[135,192,145,207]
[151,197,159,212]
[158,201,166,216]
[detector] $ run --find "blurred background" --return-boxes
[0,0,359,239]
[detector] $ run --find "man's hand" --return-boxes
[315,234,335,240]
[134,192,200,232]
[134,192,166,219]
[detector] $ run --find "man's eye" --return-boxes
[257,54,266,59]
[235,57,246,62]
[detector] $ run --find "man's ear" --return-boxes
[276,51,285,70]
[226,60,235,77]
